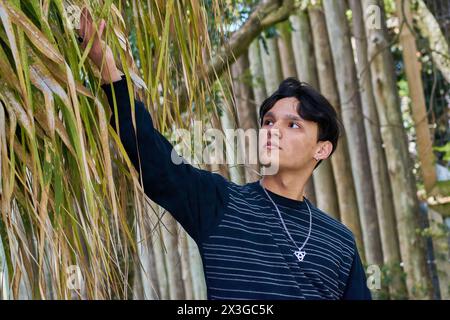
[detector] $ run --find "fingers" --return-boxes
[79,9,103,48]
[79,7,88,38]
[76,7,107,54]
[96,20,106,41]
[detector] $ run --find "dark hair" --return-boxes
[259,78,341,168]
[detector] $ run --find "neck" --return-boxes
[261,168,312,202]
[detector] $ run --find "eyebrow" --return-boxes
[264,111,303,122]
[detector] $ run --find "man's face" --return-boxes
[259,97,330,173]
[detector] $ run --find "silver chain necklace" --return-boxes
[259,180,312,262]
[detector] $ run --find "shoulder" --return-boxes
[222,180,261,199]
[308,201,356,254]
[219,181,271,213]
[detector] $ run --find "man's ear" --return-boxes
[314,141,333,161]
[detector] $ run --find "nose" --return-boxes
[268,123,281,140]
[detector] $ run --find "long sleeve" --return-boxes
[342,246,372,300]
[101,76,228,244]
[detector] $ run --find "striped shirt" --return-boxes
[102,76,371,300]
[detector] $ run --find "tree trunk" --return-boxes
[427,208,450,300]
[289,9,339,219]
[136,215,160,299]
[362,0,433,299]
[323,0,384,270]
[231,52,260,183]
[413,0,450,84]
[0,236,10,299]
[248,39,267,114]
[187,235,207,299]
[260,35,283,94]
[277,21,297,78]
[178,230,194,299]
[146,201,170,299]
[132,258,144,300]
[395,0,437,194]
[349,0,407,298]
[308,6,364,257]
[210,113,231,180]
[289,11,319,87]
[220,86,246,185]
[160,209,186,299]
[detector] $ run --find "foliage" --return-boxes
[0,0,228,299]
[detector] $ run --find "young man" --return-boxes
[78,9,371,300]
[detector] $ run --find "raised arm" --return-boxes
[77,7,228,243]
[101,77,228,242]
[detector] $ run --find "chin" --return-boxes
[258,151,280,175]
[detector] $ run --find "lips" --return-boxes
[265,141,281,150]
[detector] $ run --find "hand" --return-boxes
[76,7,122,83]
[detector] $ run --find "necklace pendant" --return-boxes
[294,249,306,262]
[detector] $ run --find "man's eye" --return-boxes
[289,122,300,129]
[263,119,273,126]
